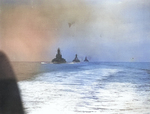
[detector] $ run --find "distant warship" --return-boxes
[52,48,66,63]
[84,57,89,62]
[72,54,80,62]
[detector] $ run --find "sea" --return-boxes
[17,62,150,114]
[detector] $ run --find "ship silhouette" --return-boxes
[72,54,80,62]
[52,48,66,64]
[84,57,89,62]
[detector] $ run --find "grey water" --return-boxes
[18,62,150,114]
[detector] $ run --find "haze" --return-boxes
[0,0,150,62]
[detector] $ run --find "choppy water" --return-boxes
[18,62,150,114]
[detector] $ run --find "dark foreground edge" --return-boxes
[0,51,24,114]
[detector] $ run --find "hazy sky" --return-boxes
[0,0,150,62]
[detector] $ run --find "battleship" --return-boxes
[52,48,66,64]
[72,54,80,62]
[84,57,89,62]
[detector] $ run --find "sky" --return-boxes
[0,0,150,62]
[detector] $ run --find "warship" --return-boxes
[84,57,89,62]
[72,54,80,62]
[52,48,66,64]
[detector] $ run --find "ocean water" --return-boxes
[18,62,150,114]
